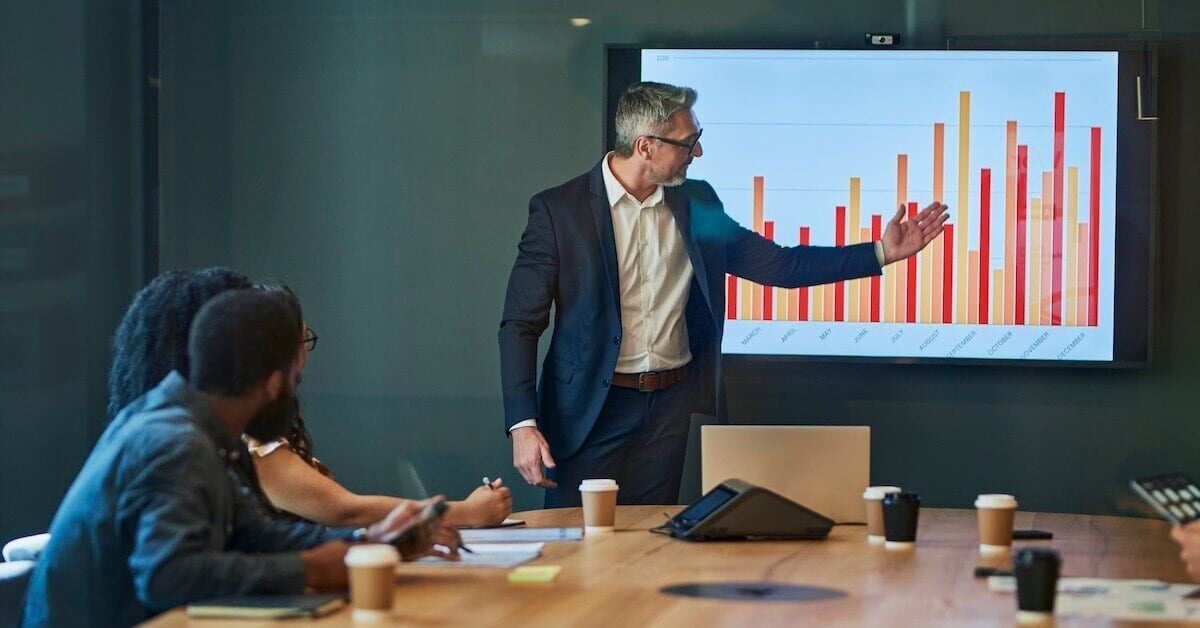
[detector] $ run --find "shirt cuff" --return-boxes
[874,241,887,266]
[509,419,538,432]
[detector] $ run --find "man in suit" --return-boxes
[499,82,947,507]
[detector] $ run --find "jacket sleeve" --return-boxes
[118,441,323,613]
[498,194,559,431]
[719,189,882,287]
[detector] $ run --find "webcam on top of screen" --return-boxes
[865,33,900,47]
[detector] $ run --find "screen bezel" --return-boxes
[604,41,1157,369]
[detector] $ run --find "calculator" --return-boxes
[1131,473,1200,525]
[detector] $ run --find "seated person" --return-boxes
[106,269,511,527]
[23,290,457,627]
[252,282,512,527]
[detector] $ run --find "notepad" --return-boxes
[186,594,346,619]
[460,527,583,543]
[458,518,527,530]
[508,565,562,584]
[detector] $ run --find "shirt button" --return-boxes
[602,379,610,387]
[613,336,620,345]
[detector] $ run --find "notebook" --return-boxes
[185,593,346,619]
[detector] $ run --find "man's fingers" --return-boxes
[540,441,557,469]
[888,205,905,227]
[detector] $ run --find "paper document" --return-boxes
[408,543,543,569]
[989,576,1200,622]
[457,518,526,530]
[460,527,583,543]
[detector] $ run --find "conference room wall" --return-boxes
[157,0,1200,517]
[0,0,142,543]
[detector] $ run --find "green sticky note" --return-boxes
[508,565,563,584]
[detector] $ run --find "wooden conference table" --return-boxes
[148,506,1191,627]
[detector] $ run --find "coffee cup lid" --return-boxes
[344,544,399,567]
[579,479,619,491]
[975,494,1018,509]
[862,486,902,499]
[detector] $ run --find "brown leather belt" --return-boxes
[611,365,688,392]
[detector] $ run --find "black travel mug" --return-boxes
[1013,547,1061,621]
[881,492,921,547]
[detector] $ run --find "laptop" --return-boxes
[701,425,870,524]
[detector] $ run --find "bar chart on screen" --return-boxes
[643,49,1118,361]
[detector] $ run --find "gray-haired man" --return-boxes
[499,82,947,507]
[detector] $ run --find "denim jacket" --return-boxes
[22,372,355,627]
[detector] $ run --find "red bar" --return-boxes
[1089,127,1100,326]
[763,221,775,320]
[799,227,810,321]
[1015,145,1028,325]
[870,215,882,322]
[1052,92,1066,325]
[834,207,846,321]
[979,168,991,325]
[906,202,918,323]
[726,275,737,320]
[943,225,954,323]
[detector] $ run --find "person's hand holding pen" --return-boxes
[455,477,513,526]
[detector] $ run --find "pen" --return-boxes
[482,477,495,490]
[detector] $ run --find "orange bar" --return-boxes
[1077,223,1089,326]
[896,154,908,323]
[933,123,945,202]
[753,176,764,235]
[968,252,979,324]
[993,269,1004,326]
[1004,121,1017,325]
[1041,172,1053,326]
[823,283,835,322]
[884,264,896,323]
[812,280,824,322]
[789,288,800,322]
[859,227,871,322]
[932,232,944,323]
[957,91,971,324]
[849,178,862,322]
[1029,199,1041,325]
[1065,167,1079,326]
[753,283,763,320]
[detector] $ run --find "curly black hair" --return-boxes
[107,267,253,419]
[255,281,332,478]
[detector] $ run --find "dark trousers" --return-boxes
[544,376,693,508]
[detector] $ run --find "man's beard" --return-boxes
[244,387,298,442]
[649,160,689,187]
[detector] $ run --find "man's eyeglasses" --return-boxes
[647,128,702,153]
[302,328,318,352]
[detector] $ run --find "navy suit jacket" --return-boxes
[499,161,882,460]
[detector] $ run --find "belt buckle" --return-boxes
[637,371,660,392]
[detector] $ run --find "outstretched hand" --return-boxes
[880,202,949,265]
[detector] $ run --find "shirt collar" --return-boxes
[602,152,664,210]
[154,371,242,456]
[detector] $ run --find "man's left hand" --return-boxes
[880,201,949,265]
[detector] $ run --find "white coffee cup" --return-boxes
[862,486,902,545]
[975,494,1019,554]
[344,544,398,622]
[579,479,619,534]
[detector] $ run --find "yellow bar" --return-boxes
[848,178,861,322]
[1029,198,1042,325]
[753,283,763,320]
[739,279,752,321]
[777,287,787,321]
[884,264,896,323]
[1066,167,1079,326]
[860,227,871,322]
[957,91,971,324]
[993,269,1004,326]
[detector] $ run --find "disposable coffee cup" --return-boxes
[579,479,619,534]
[976,494,1019,554]
[1014,548,1061,624]
[344,544,398,622]
[882,492,921,550]
[863,486,902,545]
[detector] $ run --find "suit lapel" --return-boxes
[587,164,621,314]
[666,186,715,323]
